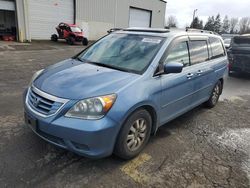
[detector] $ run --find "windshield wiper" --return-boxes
[85,61,134,73]
[74,56,84,62]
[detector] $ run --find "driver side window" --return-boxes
[164,41,190,67]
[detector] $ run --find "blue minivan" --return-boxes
[24,28,228,159]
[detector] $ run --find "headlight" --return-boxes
[65,94,117,119]
[30,69,44,85]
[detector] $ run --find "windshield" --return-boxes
[77,33,165,74]
[70,27,82,32]
[233,37,250,46]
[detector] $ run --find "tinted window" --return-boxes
[165,42,190,67]
[210,37,225,59]
[189,40,209,65]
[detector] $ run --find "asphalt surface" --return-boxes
[0,41,250,188]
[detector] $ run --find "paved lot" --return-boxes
[0,41,250,188]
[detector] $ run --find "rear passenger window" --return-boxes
[189,40,209,65]
[165,42,190,67]
[210,37,225,59]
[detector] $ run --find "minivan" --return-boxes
[23,28,228,159]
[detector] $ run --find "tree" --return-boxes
[166,16,178,28]
[221,15,230,34]
[204,16,215,31]
[239,17,250,34]
[214,14,222,33]
[229,18,238,34]
[190,17,203,29]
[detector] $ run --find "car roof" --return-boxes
[61,22,79,27]
[116,27,221,40]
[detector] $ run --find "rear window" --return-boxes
[233,37,250,46]
[189,40,209,65]
[210,37,225,59]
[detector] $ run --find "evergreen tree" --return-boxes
[214,14,222,33]
[221,15,230,34]
[204,16,215,31]
[198,20,204,29]
[230,18,238,34]
[190,17,203,29]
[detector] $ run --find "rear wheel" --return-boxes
[204,80,222,108]
[114,109,152,160]
[82,37,88,46]
[228,68,234,77]
[51,34,58,42]
[67,36,75,45]
[228,71,233,77]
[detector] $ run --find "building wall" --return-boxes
[115,0,166,28]
[16,0,31,42]
[75,0,116,40]
[16,0,166,42]
[76,0,166,40]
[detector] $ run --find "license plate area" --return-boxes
[24,113,37,131]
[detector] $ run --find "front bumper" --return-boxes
[23,89,120,159]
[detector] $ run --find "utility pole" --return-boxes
[192,9,198,28]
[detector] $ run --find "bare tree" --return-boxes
[239,17,250,34]
[166,16,178,28]
[230,18,238,34]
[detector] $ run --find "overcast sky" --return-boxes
[166,0,250,28]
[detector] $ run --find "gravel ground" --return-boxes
[0,41,250,188]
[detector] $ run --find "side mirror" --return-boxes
[164,62,183,74]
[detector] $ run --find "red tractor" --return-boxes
[51,23,88,46]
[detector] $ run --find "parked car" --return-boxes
[228,35,250,76]
[24,28,228,159]
[51,22,88,46]
[223,38,231,49]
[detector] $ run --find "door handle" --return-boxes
[197,70,203,75]
[187,73,194,79]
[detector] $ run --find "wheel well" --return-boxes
[140,105,158,135]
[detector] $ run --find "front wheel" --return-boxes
[82,37,88,46]
[67,36,75,45]
[51,34,58,42]
[114,109,152,160]
[204,80,222,108]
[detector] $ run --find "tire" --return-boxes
[67,36,75,45]
[51,34,58,42]
[228,68,234,77]
[82,37,88,46]
[204,80,222,108]
[228,71,233,77]
[114,109,152,160]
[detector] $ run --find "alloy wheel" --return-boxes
[212,84,220,105]
[126,118,147,151]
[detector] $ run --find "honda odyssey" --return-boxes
[23,28,228,159]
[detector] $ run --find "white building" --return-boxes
[0,0,166,42]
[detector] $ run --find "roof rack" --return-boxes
[123,27,170,33]
[186,28,216,35]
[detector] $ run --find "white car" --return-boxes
[224,38,231,49]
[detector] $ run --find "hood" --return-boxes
[33,59,139,99]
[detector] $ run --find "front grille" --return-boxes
[27,88,63,116]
